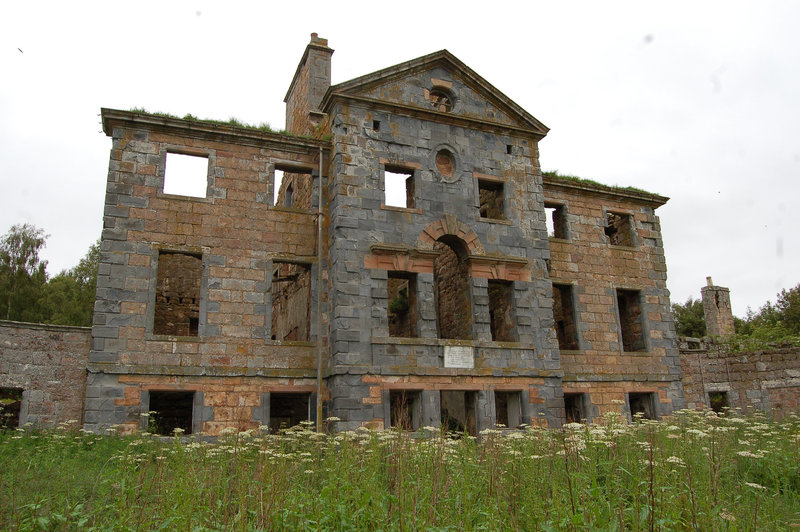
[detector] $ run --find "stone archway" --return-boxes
[433,235,472,340]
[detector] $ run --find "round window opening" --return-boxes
[435,149,455,179]
[429,89,453,112]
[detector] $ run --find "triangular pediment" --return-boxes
[321,50,549,136]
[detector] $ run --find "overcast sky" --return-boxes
[2,1,798,317]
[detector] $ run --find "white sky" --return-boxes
[1,1,798,317]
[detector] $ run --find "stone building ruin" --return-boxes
[5,33,736,434]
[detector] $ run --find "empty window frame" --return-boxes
[441,390,477,436]
[270,393,310,433]
[478,179,504,219]
[433,237,473,340]
[563,393,587,424]
[271,262,312,341]
[148,391,194,435]
[274,166,313,209]
[390,390,421,430]
[552,284,578,350]
[495,391,522,428]
[616,289,645,352]
[604,211,634,246]
[384,166,415,209]
[708,391,730,413]
[388,272,418,338]
[0,388,23,429]
[154,251,202,336]
[545,203,567,239]
[164,152,208,198]
[628,392,657,420]
[488,280,515,342]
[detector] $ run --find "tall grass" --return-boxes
[1,410,799,530]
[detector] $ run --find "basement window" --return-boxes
[604,211,634,246]
[563,393,587,424]
[628,392,657,420]
[271,262,311,341]
[552,284,578,350]
[164,153,208,198]
[441,390,477,436]
[388,272,417,337]
[708,391,730,413]
[270,393,310,433]
[154,251,202,337]
[390,390,421,430]
[488,280,515,342]
[545,203,567,239]
[384,166,415,209]
[148,391,194,435]
[495,391,522,428]
[616,289,645,352]
[478,179,504,220]
[0,388,23,429]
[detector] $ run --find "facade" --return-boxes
[2,35,692,434]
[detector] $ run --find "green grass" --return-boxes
[1,410,799,530]
[543,170,658,196]
[128,108,286,135]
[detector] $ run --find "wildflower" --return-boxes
[325,416,341,422]
[173,427,185,435]
[687,428,708,438]
[304,470,314,474]
[736,450,762,458]
[744,482,766,490]
[140,412,150,417]
[719,511,736,522]
[666,456,685,466]
[611,399,625,405]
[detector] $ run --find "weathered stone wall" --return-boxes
[679,338,800,416]
[0,320,90,427]
[543,177,684,420]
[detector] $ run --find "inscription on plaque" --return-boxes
[444,346,474,369]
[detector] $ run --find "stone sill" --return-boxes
[548,237,571,244]
[158,192,212,203]
[149,334,202,343]
[608,244,638,251]
[380,204,423,215]
[271,205,317,215]
[265,340,316,347]
[371,336,534,351]
[621,350,652,357]
[476,217,513,226]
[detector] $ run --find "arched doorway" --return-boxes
[433,236,472,339]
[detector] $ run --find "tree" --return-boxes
[775,285,800,335]
[671,297,707,337]
[733,283,800,344]
[0,224,48,321]
[40,240,100,326]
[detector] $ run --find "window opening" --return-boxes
[373,120,381,131]
[545,203,567,239]
[388,272,418,337]
[564,393,586,424]
[148,391,194,435]
[616,289,645,352]
[495,391,522,428]
[552,284,578,350]
[478,179,504,219]
[271,262,311,341]
[429,89,453,112]
[390,390,421,430]
[628,392,656,420]
[0,388,23,429]
[708,391,730,413]
[274,167,313,209]
[506,144,513,155]
[270,393,310,433]
[605,212,634,246]
[488,280,514,341]
[433,237,472,340]
[273,170,284,205]
[154,251,202,336]
[384,166,414,209]
[441,390,477,435]
[164,153,208,198]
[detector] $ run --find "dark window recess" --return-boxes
[605,212,634,246]
[270,393,310,433]
[433,237,472,340]
[429,89,453,112]
[372,120,381,131]
[708,391,730,413]
[274,167,313,209]
[564,393,586,424]
[149,391,194,435]
[388,273,418,338]
[495,391,522,428]
[384,166,414,209]
[552,284,578,350]
[488,280,515,342]
[628,392,656,420]
[271,262,311,341]
[0,388,23,429]
[478,179,504,219]
[390,390,421,430]
[545,204,567,239]
[154,251,202,336]
[617,289,645,352]
[441,390,477,436]
[506,144,513,155]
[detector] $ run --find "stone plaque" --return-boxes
[444,346,474,369]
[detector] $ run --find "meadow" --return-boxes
[1,408,799,530]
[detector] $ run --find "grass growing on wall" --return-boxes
[1,410,799,530]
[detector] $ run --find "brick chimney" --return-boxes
[701,276,735,338]
[284,33,333,135]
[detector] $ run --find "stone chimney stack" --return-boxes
[701,276,735,338]
[284,33,333,135]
